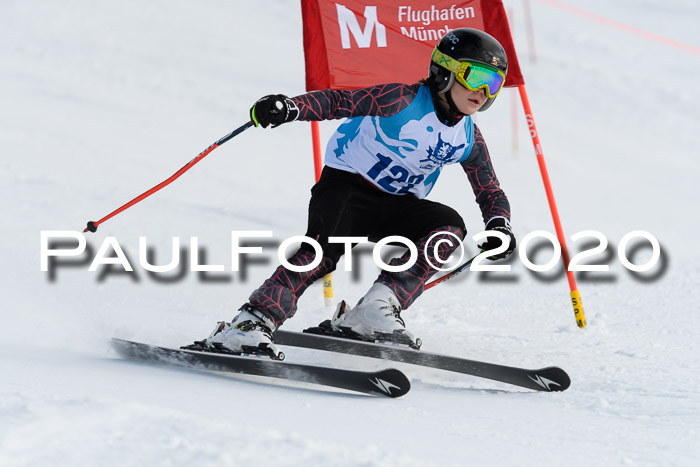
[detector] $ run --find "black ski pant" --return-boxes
[249,167,467,327]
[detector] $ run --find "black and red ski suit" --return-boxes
[248,83,510,327]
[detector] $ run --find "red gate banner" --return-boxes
[301,0,523,90]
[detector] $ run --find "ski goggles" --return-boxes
[431,47,506,98]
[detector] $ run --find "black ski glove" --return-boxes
[250,94,299,128]
[478,218,516,261]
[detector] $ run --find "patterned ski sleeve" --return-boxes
[291,83,422,121]
[460,124,511,224]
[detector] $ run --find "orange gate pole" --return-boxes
[311,121,334,306]
[518,84,586,328]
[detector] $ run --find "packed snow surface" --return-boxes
[1,0,699,465]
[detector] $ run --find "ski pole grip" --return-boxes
[570,289,586,328]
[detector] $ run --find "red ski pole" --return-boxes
[84,121,254,233]
[424,255,477,291]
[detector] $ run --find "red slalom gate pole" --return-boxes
[518,85,586,328]
[310,121,324,181]
[524,0,538,64]
[84,121,254,233]
[310,121,334,306]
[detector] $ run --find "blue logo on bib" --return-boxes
[419,133,465,170]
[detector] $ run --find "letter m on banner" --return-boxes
[337,4,387,49]
[300,0,523,90]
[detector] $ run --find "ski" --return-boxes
[273,330,571,392]
[110,338,410,398]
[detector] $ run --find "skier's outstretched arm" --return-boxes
[250,83,422,128]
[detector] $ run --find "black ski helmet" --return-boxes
[428,28,508,112]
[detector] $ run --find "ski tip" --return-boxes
[110,337,131,350]
[369,369,411,398]
[111,337,149,355]
[110,338,143,361]
[529,367,571,392]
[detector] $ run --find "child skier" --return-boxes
[202,28,516,358]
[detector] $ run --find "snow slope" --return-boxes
[1,0,699,465]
